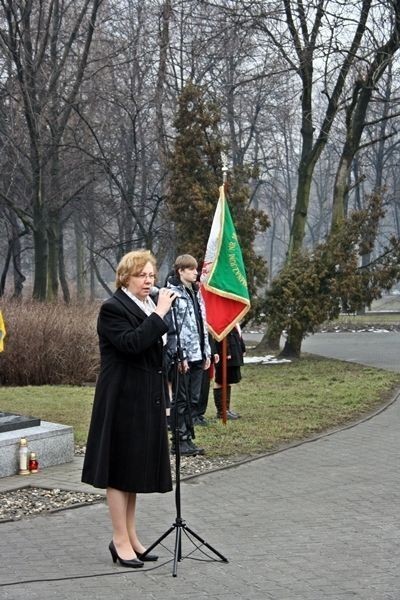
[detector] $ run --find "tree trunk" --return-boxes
[32,164,48,300]
[394,200,400,239]
[32,217,48,300]
[280,327,302,358]
[89,226,96,301]
[58,226,70,304]
[93,258,113,297]
[0,208,26,297]
[47,210,60,301]
[11,224,25,298]
[255,330,281,353]
[0,245,12,297]
[74,211,85,301]
[268,217,277,284]
[286,160,315,259]
[331,151,353,230]
[90,254,96,301]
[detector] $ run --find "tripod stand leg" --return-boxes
[143,524,175,556]
[183,524,229,562]
[173,524,182,577]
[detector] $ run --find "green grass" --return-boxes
[0,356,399,458]
[0,386,95,445]
[333,313,400,325]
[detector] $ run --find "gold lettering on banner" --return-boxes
[228,233,247,288]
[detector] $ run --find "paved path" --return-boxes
[1,334,400,599]
[303,331,400,373]
[244,330,400,373]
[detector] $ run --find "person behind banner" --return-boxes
[82,249,177,568]
[213,324,246,420]
[165,254,211,456]
[198,333,219,425]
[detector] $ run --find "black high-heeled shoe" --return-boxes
[108,541,144,568]
[135,550,159,562]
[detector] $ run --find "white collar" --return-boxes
[122,288,156,316]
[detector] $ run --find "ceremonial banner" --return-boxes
[0,310,6,352]
[201,186,250,341]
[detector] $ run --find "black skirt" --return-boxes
[215,365,242,385]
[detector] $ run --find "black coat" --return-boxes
[214,327,246,385]
[216,327,246,367]
[81,289,172,493]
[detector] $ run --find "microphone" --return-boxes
[150,285,161,298]
[150,286,181,305]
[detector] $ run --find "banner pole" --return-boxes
[221,336,228,424]
[220,152,229,425]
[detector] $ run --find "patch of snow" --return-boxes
[244,356,291,365]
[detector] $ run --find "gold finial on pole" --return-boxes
[221,151,229,185]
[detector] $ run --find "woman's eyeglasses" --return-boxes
[131,273,156,280]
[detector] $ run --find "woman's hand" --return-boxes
[154,288,178,318]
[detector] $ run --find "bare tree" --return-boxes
[0,0,102,300]
[330,3,400,229]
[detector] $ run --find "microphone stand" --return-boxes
[142,299,228,577]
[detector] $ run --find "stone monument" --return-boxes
[0,411,74,478]
[0,411,41,433]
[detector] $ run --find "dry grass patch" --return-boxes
[0,300,99,385]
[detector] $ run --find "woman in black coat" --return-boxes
[82,250,177,568]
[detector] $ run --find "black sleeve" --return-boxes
[98,301,168,355]
[209,334,218,356]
